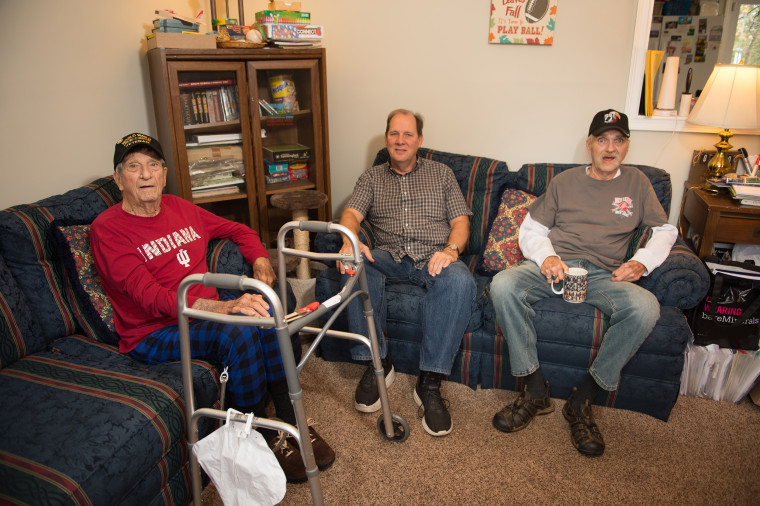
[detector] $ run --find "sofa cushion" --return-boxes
[0,254,44,368]
[49,220,119,345]
[0,334,219,505]
[478,189,537,275]
[0,177,121,344]
[373,147,514,270]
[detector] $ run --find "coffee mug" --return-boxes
[551,267,588,303]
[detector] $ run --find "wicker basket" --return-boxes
[216,40,267,49]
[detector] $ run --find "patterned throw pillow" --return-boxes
[479,189,537,274]
[49,221,119,345]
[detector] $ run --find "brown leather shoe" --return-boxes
[562,393,605,457]
[307,425,335,470]
[268,434,307,483]
[492,382,554,433]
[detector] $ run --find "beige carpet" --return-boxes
[201,278,760,504]
[201,350,760,505]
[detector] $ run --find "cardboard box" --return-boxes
[263,144,311,162]
[187,145,243,164]
[146,32,217,50]
[262,24,323,40]
[265,160,289,174]
[266,173,290,184]
[269,1,302,10]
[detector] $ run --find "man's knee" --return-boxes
[489,268,522,300]
[437,264,477,298]
[635,290,661,325]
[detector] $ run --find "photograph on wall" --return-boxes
[489,0,558,45]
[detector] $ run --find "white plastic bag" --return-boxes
[193,409,286,506]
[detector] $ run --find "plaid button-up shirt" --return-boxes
[345,157,473,269]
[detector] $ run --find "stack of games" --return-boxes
[255,1,323,48]
[265,160,290,184]
[263,145,311,184]
[288,162,308,180]
[147,10,216,49]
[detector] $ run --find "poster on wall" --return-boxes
[489,0,558,45]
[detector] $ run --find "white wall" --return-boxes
[1,0,758,224]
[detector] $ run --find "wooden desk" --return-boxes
[679,186,760,258]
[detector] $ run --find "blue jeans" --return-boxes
[488,258,660,390]
[342,249,477,375]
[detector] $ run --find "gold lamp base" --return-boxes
[700,128,734,193]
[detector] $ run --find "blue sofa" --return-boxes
[315,147,710,422]
[0,177,294,505]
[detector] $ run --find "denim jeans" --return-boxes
[342,248,477,375]
[489,258,660,390]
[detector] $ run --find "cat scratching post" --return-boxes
[270,190,328,279]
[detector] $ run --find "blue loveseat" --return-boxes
[315,147,710,422]
[0,177,293,505]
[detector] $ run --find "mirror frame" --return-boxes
[624,0,759,134]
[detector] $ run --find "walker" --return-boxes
[178,221,410,505]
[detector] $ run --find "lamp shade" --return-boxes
[687,64,760,130]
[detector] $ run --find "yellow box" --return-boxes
[147,32,217,50]
[268,1,302,11]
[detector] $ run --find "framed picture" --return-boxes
[489,0,558,45]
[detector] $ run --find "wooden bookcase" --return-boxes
[147,47,332,246]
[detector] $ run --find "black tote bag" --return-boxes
[688,256,760,350]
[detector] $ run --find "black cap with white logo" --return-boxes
[588,109,630,137]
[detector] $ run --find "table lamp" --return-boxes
[687,64,760,183]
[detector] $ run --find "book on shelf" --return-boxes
[180,83,239,125]
[189,132,243,144]
[192,186,243,198]
[178,79,236,89]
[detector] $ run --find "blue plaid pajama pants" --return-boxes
[130,293,285,409]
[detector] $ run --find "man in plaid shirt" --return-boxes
[337,109,477,437]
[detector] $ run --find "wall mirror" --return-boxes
[625,0,760,133]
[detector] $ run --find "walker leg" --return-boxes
[357,267,407,440]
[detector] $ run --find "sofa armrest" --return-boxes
[636,237,710,310]
[207,239,253,277]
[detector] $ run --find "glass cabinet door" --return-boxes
[247,59,327,242]
[167,61,257,226]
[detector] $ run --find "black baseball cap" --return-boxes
[113,133,165,168]
[588,109,630,137]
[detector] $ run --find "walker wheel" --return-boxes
[377,413,410,442]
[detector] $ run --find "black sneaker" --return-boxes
[413,371,452,437]
[354,355,395,413]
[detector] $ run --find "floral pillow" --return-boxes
[478,189,537,275]
[49,221,119,345]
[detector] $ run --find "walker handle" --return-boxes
[201,272,247,291]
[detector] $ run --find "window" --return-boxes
[625,0,760,133]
